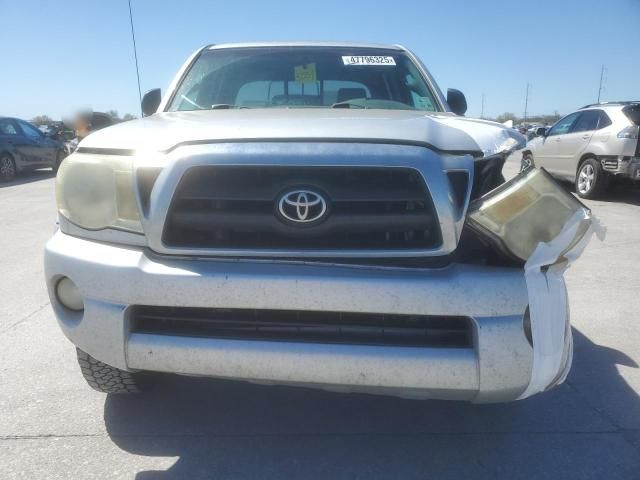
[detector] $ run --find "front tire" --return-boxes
[576,158,608,199]
[0,153,16,181]
[76,348,146,394]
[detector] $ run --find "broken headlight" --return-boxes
[56,153,143,233]
[466,167,591,262]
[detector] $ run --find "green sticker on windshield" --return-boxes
[294,63,317,83]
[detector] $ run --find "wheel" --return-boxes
[0,153,16,181]
[52,150,65,173]
[520,152,534,172]
[76,348,146,394]
[576,158,608,199]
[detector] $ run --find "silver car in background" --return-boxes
[522,102,640,198]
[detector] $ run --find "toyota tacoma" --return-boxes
[45,43,597,402]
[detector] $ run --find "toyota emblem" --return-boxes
[277,189,328,223]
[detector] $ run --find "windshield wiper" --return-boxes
[181,95,205,110]
[210,104,249,110]
[331,101,366,109]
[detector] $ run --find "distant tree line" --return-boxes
[30,115,54,125]
[105,110,138,123]
[30,111,138,126]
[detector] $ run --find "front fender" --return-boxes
[525,137,544,154]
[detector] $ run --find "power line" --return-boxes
[523,82,530,124]
[128,0,143,117]
[597,65,606,103]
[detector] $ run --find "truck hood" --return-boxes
[79,109,525,157]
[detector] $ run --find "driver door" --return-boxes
[534,112,581,175]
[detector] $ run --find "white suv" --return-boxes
[521,102,640,198]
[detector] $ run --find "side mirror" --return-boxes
[141,88,161,117]
[446,88,467,116]
[536,127,547,137]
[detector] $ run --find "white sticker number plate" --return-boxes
[342,56,396,66]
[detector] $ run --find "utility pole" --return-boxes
[597,64,605,103]
[480,93,485,119]
[523,82,530,125]
[128,0,143,117]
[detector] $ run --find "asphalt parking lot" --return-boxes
[1,155,639,479]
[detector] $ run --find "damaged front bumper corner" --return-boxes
[467,166,604,399]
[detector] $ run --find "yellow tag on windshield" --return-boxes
[294,63,317,84]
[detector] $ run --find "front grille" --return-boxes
[162,166,441,251]
[131,306,473,348]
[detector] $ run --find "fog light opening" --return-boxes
[55,277,84,312]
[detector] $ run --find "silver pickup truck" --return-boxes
[45,42,595,402]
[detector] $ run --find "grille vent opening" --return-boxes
[131,306,474,348]
[447,170,469,214]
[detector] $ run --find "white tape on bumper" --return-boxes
[518,209,605,399]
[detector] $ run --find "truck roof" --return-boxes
[206,41,407,51]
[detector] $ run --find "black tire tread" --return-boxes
[76,348,143,394]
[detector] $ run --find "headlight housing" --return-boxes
[56,153,143,233]
[466,167,591,262]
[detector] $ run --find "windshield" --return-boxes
[167,47,441,112]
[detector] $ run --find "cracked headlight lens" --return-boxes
[467,167,591,262]
[56,153,143,233]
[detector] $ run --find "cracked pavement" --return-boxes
[1,157,639,479]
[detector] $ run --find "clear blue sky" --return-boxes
[1,0,638,120]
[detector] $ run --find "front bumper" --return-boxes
[45,231,559,403]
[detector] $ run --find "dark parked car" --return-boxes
[0,117,67,181]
